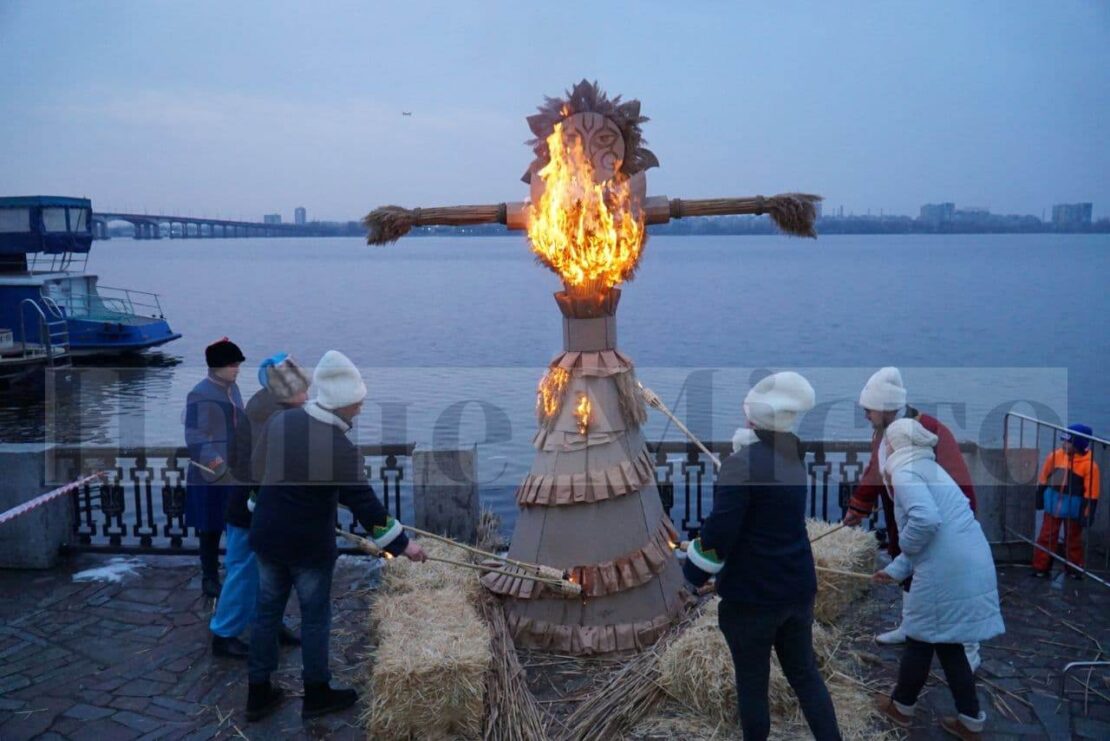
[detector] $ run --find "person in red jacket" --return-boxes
[842,369,978,657]
[1032,424,1100,579]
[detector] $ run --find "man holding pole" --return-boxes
[246,350,426,722]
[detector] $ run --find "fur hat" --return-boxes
[743,371,815,432]
[859,367,907,412]
[205,337,245,368]
[258,352,310,402]
[313,350,366,410]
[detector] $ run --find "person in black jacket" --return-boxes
[683,372,840,741]
[208,352,311,659]
[246,350,426,723]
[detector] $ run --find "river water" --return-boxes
[1,233,1106,525]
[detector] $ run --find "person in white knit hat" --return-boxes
[247,350,426,723]
[843,368,978,662]
[872,418,1003,739]
[686,372,841,741]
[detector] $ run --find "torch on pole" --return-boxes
[637,382,721,469]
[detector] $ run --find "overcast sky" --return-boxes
[1,1,1106,222]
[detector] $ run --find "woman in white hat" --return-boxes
[872,418,1003,740]
[684,372,841,741]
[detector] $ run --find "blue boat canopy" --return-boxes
[0,196,93,255]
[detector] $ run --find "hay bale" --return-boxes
[378,538,482,600]
[366,588,491,739]
[659,598,835,727]
[807,519,875,624]
[657,598,878,740]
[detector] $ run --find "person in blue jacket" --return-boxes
[683,371,840,741]
[184,337,246,598]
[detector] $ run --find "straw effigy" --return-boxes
[656,598,878,740]
[807,519,876,624]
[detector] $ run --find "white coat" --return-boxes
[882,456,1005,644]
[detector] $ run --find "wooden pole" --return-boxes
[401,524,564,579]
[638,383,722,469]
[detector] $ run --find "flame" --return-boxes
[536,366,570,421]
[574,392,591,435]
[527,121,645,294]
[383,551,394,560]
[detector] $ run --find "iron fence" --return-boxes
[51,440,897,554]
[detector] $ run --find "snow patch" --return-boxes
[73,557,146,584]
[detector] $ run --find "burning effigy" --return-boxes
[363,80,822,657]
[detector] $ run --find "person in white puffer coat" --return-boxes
[872,418,1004,741]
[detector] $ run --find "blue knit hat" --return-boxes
[258,352,289,387]
[1061,423,1093,453]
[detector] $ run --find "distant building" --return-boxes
[294,207,306,225]
[919,202,955,222]
[1052,203,1093,227]
[263,213,282,225]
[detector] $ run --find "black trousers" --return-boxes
[718,599,841,741]
[893,638,979,718]
[198,530,222,579]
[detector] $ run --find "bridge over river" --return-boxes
[91,212,324,239]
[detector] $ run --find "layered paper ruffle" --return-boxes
[515,447,656,506]
[482,518,679,599]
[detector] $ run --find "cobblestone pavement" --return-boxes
[1,554,1108,740]
[0,553,380,740]
[851,564,1110,741]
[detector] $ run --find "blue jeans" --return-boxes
[209,525,257,638]
[718,599,841,741]
[249,556,333,685]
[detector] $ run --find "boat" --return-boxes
[0,196,181,357]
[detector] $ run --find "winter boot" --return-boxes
[212,634,249,660]
[873,693,913,728]
[939,711,985,740]
[246,681,285,722]
[302,682,358,719]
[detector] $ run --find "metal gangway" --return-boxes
[19,297,72,368]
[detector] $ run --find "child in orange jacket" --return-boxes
[1033,424,1100,578]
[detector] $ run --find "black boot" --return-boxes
[279,624,302,646]
[199,531,222,596]
[302,682,358,719]
[246,681,285,722]
[202,575,223,598]
[212,634,249,659]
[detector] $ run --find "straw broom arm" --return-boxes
[363,203,517,245]
[645,193,823,238]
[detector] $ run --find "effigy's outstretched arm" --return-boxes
[362,192,822,244]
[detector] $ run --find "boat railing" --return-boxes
[28,251,89,274]
[51,286,167,321]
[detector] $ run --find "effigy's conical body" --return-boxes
[482,289,687,655]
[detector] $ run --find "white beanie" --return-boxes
[884,417,938,452]
[742,371,816,432]
[859,367,907,412]
[313,350,367,410]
